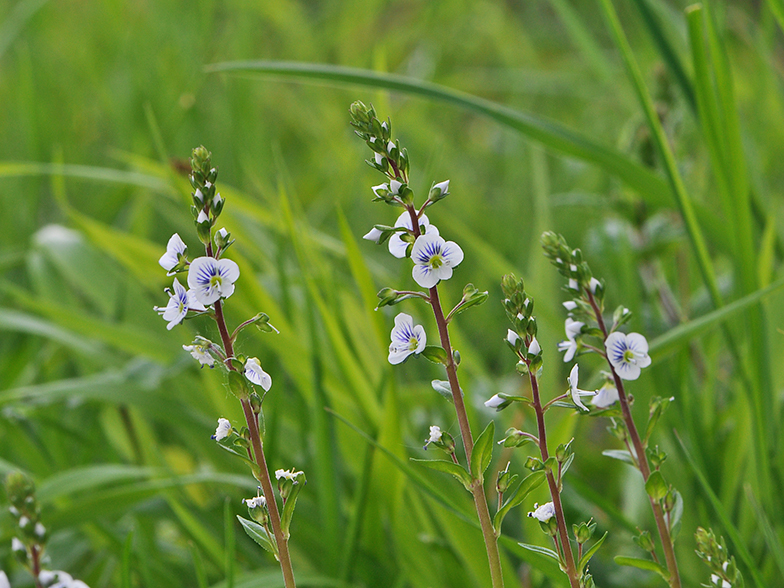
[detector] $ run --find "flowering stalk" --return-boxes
[154,147,298,588]
[586,288,681,588]
[350,102,503,588]
[542,231,681,588]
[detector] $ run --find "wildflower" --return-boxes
[187,256,240,306]
[424,425,442,449]
[374,152,384,165]
[243,495,266,509]
[528,502,556,522]
[388,211,437,258]
[244,357,272,391]
[212,418,232,441]
[557,318,584,362]
[197,209,210,224]
[411,233,464,288]
[528,337,541,355]
[506,329,520,347]
[605,332,651,380]
[591,382,619,408]
[388,313,427,365]
[158,233,187,275]
[484,394,505,409]
[371,180,402,199]
[276,468,303,482]
[183,342,215,367]
[563,300,578,311]
[362,226,383,243]
[710,575,731,588]
[154,278,205,330]
[431,180,450,197]
[589,277,601,293]
[567,364,596,412]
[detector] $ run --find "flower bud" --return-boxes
[633,529,655,553]
[191,146,211,171]
[428,180,450,202]
[196,210,212,244]
[214,227,231,250]
[573,519,597,544]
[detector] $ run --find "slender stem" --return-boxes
[409,201,503,587]
[31,545,43,588]
[587,291,681,588]
[214,298,297,588]
[529,371,580,588]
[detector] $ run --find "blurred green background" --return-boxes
[1,0,783,586]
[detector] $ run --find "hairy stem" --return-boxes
[588,291,681,588]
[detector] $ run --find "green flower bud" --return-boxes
[573,519,597,544]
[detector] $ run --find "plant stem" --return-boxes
[213,297,297,588]
[587,291,681,588]
[404,204,503,586]
[429,285,505,588]
[528,371,580,588]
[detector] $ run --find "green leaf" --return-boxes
[519,542,561,562]
[206,60,671,206]
[578,531,608,573]
[421,345,448,365]
[279,473,307,538]
[614,556,669,579]
[236,516,276,555]
[431,379,454,402]
[644,471,668,501]
[493,471,547,535]
[669,489,684,539]
[470,420,495,483]
[410,458,472,491]
[602,449,636,466]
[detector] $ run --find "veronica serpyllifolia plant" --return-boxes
[153,147,302,588]
[491,274,606,588]
[350,101,551,588]
[542,231,682,588]
[4,471,91,588]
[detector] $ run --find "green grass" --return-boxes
[0,0,783,587]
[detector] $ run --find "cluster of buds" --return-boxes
[349,101,409,184]
[5,471,47,571]
[695,527,742,588]
[4,472,90,587]
[541,232,604,302]
[189,146,227,245]
[500,273,541,377]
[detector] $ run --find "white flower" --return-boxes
[213,193,223,208]
[591,383,619,408]
[371,180,403,200]
[710,575,731,588]
[567,364,596,412]
[589,277,601,293]
[0,571,9,588]
[389,211,437,258]
[528,337,541,355]
[197,209,209,224]
[154,278,205,330]
[484,394,505,409]
[362,226,383,243]
[506,329,520,346]
[411,233,464,288]
[187,256,240,306]
[212,418,232,441]
[244,357,272,391]
[183,343,215,367]
[388,313,427,365]
[374,152,384,165]
[276,468,303,482]
[387,140,396,154]
[424,425,442,448]
[39,570,89,588]
[568,278,579,290]
[243,495,266,509]
[563,300,578,311]
[431,180,450,196]
[528,502,556,522]
[158,233,187,274]
[605,332,651,380]
[194,188,204,203]
[558,318,584,362]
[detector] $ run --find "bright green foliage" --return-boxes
[1,1,783,587]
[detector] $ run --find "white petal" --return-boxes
[197,210,209,224]
[441,240,464,267]
[374,152,383,165]
[433,180,449,194]
[412,264,439,288]
[413,325,427,353]
[371,183,389,197]
[563,301,578,311]
[591,386,619,408]
[393,312,414,332]
[363,227,383,243]
[388,347,413,364]
[528,337,541,355]
[216,258,240,284]
[388,234,410,258]
[568,364,579,388]
[390,179,403,194]
[484,394,505,408]
[0,571,9,588]
[507,329,520,346]
[589,277,601,293]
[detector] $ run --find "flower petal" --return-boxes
[412,263,439,288]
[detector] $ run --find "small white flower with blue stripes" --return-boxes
[410,232,464,289]
[388,313,427,365]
